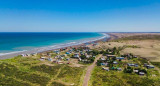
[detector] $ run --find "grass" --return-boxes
[0,76,31,86]
[57,66,86,86]
[0,56,86,86]
[15,72,50,86]
[90,66,160,86]
[151,62,160,68]
[115,35,160,41]
[31,64,62,77]
[50,82,65,86]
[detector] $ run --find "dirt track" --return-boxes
[83,55,102,86]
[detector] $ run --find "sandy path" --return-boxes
[83,55,102,86]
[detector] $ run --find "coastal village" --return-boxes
[1,33,160,86]
[21,41,155,76]
[21,43,99,66]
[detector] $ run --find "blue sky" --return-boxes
[0,0,160,32]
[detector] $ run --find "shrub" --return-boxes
[50,82,65,86]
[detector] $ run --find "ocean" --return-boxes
[0,32,103,54]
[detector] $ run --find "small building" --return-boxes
[107,55,116,58]
[86,55,91,58]
[134,64,139,67]
[147,65,155,69]
[56,60,63,64]
[66,58,70,61]
[139,72,145,75]
[134,56,138,58]
[133,69,139,73]
[102,67,109,71]
[117,68,122,71]
[54,50,60,54]
[48,58,53,62]
[66,52,70,54]
[21,54,27,57]
[144,63,148,67]
[101,63,108,66]
[128,63,135,66]
[101,57,106,61]
[40,57,46,61]
[111,67,117,70]
[74,53,80,58]
[113,61,118,64]
[116,57,125,60]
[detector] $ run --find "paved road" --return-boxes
[83,55,102,86]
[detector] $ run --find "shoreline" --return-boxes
[0,33,110,59]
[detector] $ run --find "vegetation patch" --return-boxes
[90,66,160,86]
[50,81,65,86]
[0,76,31,86]
[31,64,62,76]
[15,71,50,86]
[57,66,85,85]
[151,62,160,68]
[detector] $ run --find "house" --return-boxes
[31,53,37,56]
[117,68,122,71]
[128,63,135,66]
[102,67,109,71]
[101,57,106,61]
[116,57,125,60]
[113,61,118,64]
[21,54,27,57]
[139,72,145,75]
[66,58,70,61]
[82,59,88,62]
[54,50,60,54]
[63,54,67,57]
[111,67,117,70]
[134,56,138,58]
[101,63,108,66]
[147,65,155,69]
[48,58,53,62]
[66,52,70,54]
[134,64,139,67]
[144,63,148,67]
[56,60,63,64]
[86,55,91,58]
[40,57,46,61]
[107,55,116,58]
[133,69,139,73]
[74,53,80,58]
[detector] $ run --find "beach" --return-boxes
[0,33,109,59]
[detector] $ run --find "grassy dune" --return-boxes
[89,66,160,86]
[0,56,86,86]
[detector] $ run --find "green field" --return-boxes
[0,56,86,86]
[89,66,160,86]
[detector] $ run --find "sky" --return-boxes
[0,0,160,32]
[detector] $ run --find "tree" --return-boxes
[97,60,102,66]
[81,55,86,59]
[124,66,133,73]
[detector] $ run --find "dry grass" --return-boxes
[92,39,160,62]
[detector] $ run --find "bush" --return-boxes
[0,76,30,86]
[16,72,50,86]
[123,66,133,73]
[31,64,62,76]
[50,82,65,86]
[97,60,102,66]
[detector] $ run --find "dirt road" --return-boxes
[83,55,102,86]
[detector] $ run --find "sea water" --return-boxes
[0,32,103,53]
